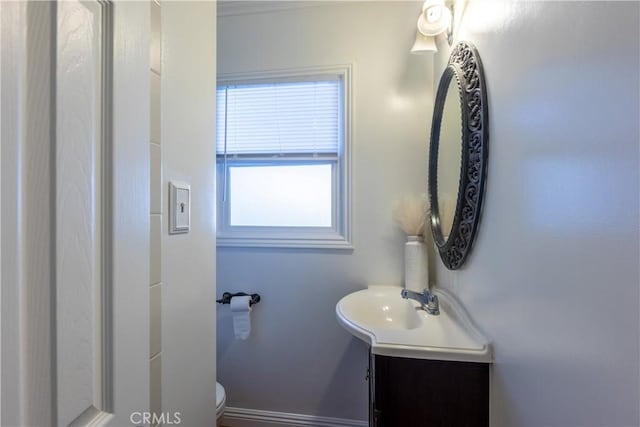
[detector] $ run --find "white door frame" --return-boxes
[1,1,150,425]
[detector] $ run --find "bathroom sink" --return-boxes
[338,287,423,330]
[336,286,492,363]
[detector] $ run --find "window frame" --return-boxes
[216,65,353,249]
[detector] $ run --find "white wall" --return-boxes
[161,2,218,424]
[433,1,640,426]
[216,2,433,420]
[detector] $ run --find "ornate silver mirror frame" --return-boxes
[428,41,489,270]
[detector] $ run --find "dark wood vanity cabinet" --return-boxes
[369,352,489,427]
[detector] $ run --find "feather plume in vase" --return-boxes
[392,193,429,237]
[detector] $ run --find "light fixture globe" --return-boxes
[417,0,452,37]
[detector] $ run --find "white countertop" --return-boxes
[336,286,492,363]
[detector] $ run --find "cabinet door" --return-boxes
[373,355,489,427]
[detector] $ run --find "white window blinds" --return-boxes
[216,79,341,155]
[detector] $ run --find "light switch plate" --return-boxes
[169,181,190,234]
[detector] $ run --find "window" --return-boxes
[216,66,352,248]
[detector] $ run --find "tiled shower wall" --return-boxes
[150,0,162,419]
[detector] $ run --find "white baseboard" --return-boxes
[222,407,368,427]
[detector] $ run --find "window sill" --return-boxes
[216,232,353,250]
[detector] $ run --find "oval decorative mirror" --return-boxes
[428,41,488,270]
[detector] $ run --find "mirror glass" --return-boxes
[436,78,462,239]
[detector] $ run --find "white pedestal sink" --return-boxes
[336,286,492,363]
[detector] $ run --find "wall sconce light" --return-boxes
[411,0,453,54]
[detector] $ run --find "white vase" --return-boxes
[404,235,428,293]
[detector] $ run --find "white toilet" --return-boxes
[216,382,226,426]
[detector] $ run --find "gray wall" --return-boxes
[216,2,433,420]
[433,1,640,426]
[217,0,640,425]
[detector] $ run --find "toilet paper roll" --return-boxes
[230,295,252,340]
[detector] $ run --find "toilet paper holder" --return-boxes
[216,292,261,306]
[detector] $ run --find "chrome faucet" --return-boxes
[400,289,440,315]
